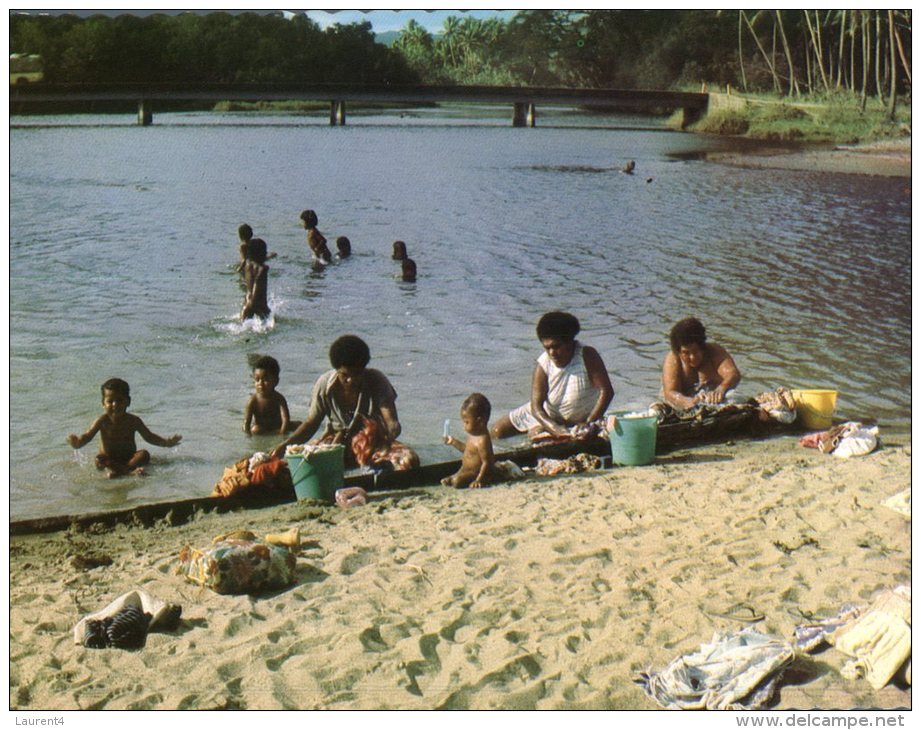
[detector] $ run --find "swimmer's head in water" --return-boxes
[336,236,351,257]
[329,335,371,370]
[392,240,407,260]
[536,311,580,342]
[238,223,253,241]
[401,257,417,282]
[300,209,318,227]
[669,317,707,354]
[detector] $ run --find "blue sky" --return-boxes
[302,9,520,34]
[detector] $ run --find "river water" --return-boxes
[9,107,912,520]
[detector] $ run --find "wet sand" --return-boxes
[9,432,911,710]
[709,138,911,177]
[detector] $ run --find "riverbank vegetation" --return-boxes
[10,10,911,140]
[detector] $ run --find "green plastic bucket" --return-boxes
[607,411,658,466]
[286,445,345,502]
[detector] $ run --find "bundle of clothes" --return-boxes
[637,585,911,710]
[211,452,293,498]
[799,422,879,458]
[176,528,302,595]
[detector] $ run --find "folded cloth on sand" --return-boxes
[535,453,602,477]
[636,627,794,710]
[794,586,911,689]
[73,590,182,648]
[799,422,878,458]
[830,586,911,689]
[177,537,297,594]
[881,488,911,518]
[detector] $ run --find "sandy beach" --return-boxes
[9,431,910,710]
[708,138,911,177]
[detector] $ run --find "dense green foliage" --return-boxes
[392,10,911,103]
[9,12,418,84]
[10,9,911,124]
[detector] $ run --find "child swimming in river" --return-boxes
[66,378,182,478]
[442,393,496,489]
[243,355,298,435]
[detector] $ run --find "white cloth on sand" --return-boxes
[637,627,794,710]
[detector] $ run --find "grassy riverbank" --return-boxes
[682,92,911,145]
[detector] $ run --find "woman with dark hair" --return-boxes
[661,317,741,409]
[270,335,418,470]
[491,311,614,440]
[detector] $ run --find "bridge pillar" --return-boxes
[680,102,707,129]
[137,100,152,126]
[329,100,346,126]
[513,102,536,127]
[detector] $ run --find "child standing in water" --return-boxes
[300,210,332,264]
[237,224,276,272]
[236,223,253,272]
[442,393,496,489]
[243,355,296,435]
[66,378,182,478]
[241,238,270,320]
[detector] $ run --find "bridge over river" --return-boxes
[10,82,709,127]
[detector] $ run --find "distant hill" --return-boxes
[376,30,443,47]
[375,31,400,47]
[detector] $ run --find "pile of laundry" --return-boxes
[534,453,602,477]
[211,452,294,498]
[799,422,879,458]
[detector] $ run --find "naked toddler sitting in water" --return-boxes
[442,393,496,489]
[66,378,182,478]
[243,355,298,435]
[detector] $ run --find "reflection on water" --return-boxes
[9,109,911,519]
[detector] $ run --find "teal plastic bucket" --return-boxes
[286,445,345,502]
[607,411,658,466]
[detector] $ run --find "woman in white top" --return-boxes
[492,311,614,439]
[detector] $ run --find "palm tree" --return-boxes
[441,15,459,67]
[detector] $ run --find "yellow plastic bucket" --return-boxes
[791,389,838,430]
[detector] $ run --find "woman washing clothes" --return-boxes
[270,335,419,471]
[491,311,614,441]
[661,317,741,410]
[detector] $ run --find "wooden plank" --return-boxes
[9,408,785,536]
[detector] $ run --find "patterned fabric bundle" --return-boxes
[75,590,182,650]
[177,537,297,595]
[83,606,152,649]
